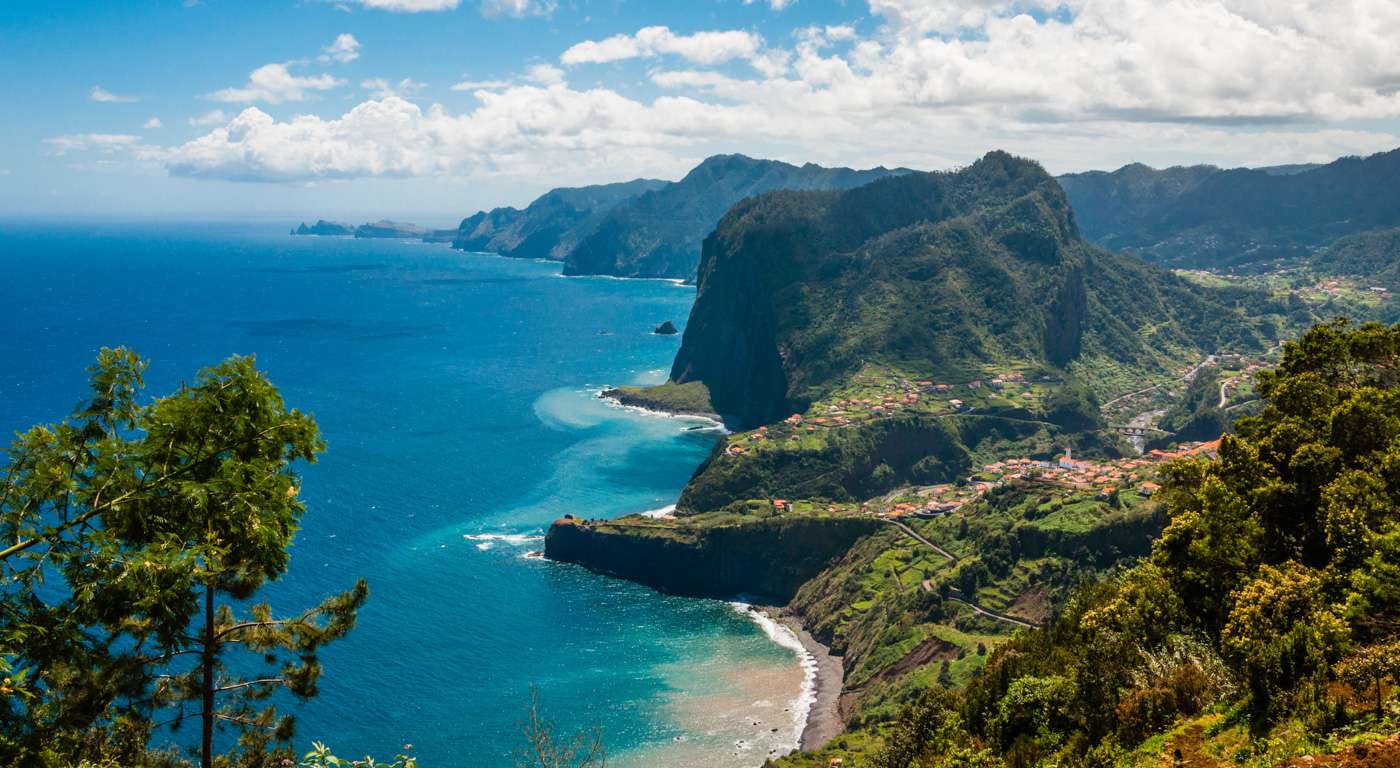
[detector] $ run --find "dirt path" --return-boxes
[1102,355,1215,409]
[946,594,1040,629]
[883,519,958,563]
[887,519,1041,630]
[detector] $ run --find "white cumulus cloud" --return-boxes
[524,63,565,85]
[143,117,163,129]
[450,79,513,91]
[362,77,428,98]
[190,110,229,126]
[209,63,344,104]
[157,89,750,183]
[95,0,1400,189]
[320,33,362,63]
[562,26,764,67]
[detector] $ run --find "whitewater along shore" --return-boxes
[762,607,845,750]
[598,383,725,424]
[545,515,881,751]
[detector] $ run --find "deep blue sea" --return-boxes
[0,221,809,767]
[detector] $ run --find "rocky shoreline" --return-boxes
[762,607,845,752]
[598,387,723,423]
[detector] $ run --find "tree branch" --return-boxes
[215,677,285,694]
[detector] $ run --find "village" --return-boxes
[715,347,1290,527]
[723,365,1058,458]
[765,438,1221,523]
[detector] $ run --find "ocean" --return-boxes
[0,220,809,767]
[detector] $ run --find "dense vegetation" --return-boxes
[0,353,603,768]
[666,151,1290,429]
[679,413,1062,514]
[562,154,907,281]
[1055,163,1220,251]
[0,350,364,768]
[1306,228,1400,322]
[1058,148,1400,269]
[1152,366,1228,447]
[853,321,1400,767]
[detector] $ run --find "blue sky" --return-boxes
[3,0,1399,220]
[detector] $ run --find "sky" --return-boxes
[3,0,1400,221]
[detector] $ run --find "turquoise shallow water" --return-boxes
[0,221,808,767]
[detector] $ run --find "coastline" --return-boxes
[596,388,727,429]
[753,606,846,753]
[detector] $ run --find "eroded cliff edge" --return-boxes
[544,514,882,603]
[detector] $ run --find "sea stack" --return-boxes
[654,320,679,335]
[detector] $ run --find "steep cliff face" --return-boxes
[562,154,908,281]
[544,516,882,602]
[452,178,666,261]
[665,151,1282,430]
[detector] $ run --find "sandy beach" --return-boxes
[762,607,846,751]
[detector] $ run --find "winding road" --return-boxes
[883,518,1043,630]
[882,518,958,563]
[1101,355,1216,410]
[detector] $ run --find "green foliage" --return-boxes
[670,150,1288,428]
[1219,563,1348,728]
[1334,640,1400,716]
[302,742,418,768]
[604,381,714,417]
[1044,380,1104,433]
[1152,366,1228,445]
[679,413,1051,513]
[563,154,902,280]
[1060,148,1400,269]
[0,349,365,768]
[869,319,1400,766]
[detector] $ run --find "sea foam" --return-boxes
[729,603,818,757]
[463,532,544,551]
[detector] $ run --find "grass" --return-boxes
[606,380,714,415]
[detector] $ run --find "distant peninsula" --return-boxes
[292,220,354,236]
[292,219,456,242]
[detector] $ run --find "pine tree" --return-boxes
[1,349,366,767]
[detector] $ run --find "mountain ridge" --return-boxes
[1057,148,1400,268]
[561,154,911,281]
[667,151,1284,429]
[451,177,667,261]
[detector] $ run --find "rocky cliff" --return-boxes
[452,178,666,261]
[292,220,354,236]
[562,154,908,281]
[544,515,882,602]
[664,151,1284,430]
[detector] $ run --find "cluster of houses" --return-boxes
[762,440,1224,520]
[724,371,1051,457]
[1218,360,1265,405]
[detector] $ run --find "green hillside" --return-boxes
[1058,148,1400,269]
[561,154,908,281]
[666,151,1290,430]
